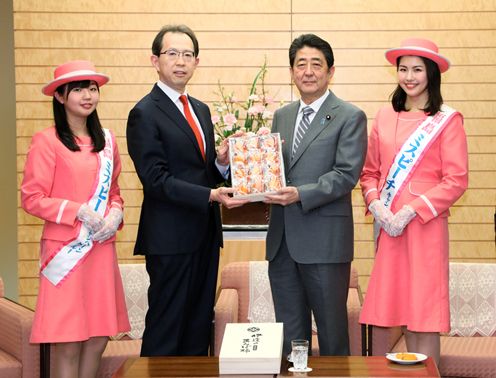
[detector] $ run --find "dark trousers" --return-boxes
[268,238,351,356]
[140,216,219,356]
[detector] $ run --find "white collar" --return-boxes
[298,90,330,114]
[156,81,189,103]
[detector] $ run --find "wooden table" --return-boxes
[113,355,440,377]
[280,356,440,377]
[113,356,221,378]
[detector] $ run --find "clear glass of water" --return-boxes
[291,339,309,371]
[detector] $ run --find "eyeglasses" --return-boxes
[159,49,196,62]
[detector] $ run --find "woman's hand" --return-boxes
[77,204,104,233]
[368,200,394,230]
[384,205,416,237]
[92,207,123,242]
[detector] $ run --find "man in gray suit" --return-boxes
[264,34,367,356]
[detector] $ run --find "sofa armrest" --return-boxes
[214,288,239,356]
[0,297,39,378]
[347,288,362,356]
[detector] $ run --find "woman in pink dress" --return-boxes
[21,60,130,377]
[359,39,468,365]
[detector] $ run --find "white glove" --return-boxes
[77,204,104,233]
[92,207,123,243]
[384,205,416,237]
[368,200,394,229]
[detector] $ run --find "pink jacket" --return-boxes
[360,105,468,224]
[21,127,123,242]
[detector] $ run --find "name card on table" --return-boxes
[219,322,283,375]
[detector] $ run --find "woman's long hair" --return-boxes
[53,80,105,152]
[390,56,443,115]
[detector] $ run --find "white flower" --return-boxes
[262,110,273,119]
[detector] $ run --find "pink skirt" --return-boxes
[30,239,130,343]
[359,216,450,333]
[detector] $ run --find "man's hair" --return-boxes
[289,34,334,68]
[391,56,443,115]
[151,24,199,57]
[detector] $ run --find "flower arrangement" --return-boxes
[211,60,281,146]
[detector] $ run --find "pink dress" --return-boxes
[359,106,468,332]
[21,127,130,343]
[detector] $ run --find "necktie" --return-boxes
[292,106,314,158]
[179,95,206,160]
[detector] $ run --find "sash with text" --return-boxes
[41,129,114,286]
[380,105,458,210]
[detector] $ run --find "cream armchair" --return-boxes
[0,276,39,378]
[97,263,148,377]
[214,261,364,356]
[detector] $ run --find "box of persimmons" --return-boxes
[228,133,286,202]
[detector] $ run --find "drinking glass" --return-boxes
[291,339,309,371]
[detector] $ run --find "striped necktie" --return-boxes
[292,106,314,158]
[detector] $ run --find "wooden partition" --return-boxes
[14,0,495,308]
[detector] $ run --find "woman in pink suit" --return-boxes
[359,39,468,365]
[21,60,130,377]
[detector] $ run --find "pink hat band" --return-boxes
[385,38,450,73]
[42,60,109,96]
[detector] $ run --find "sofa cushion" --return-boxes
[111,264,149,340]
[0,349,21,378]
[440,335,496,378]
[449,263,496,337]
[247,261,275,323]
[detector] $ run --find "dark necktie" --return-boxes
[292,106,314,158]
[179,95,205,160]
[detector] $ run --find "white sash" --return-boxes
[41,129,114,286]
[380,105,458,210]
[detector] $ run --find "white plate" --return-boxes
[386,352,427,365]
[288,367,313,373]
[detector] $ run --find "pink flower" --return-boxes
[257,126,271,135]
[223,113,237,127]
[248,104,265,115]
[211,115,221,124]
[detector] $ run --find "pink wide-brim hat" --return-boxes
[42,60,109,96]
[385,38,450,73]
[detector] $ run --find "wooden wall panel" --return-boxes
[13,0,495,308]
[14,0,291,13]
[292,1,496,12]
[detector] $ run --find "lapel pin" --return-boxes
[326,114,331,120]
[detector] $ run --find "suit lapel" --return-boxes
[289,91,339,169]
[151,85,206,162]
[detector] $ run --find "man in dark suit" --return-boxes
[126,24,246,356]
[264,34,368,356]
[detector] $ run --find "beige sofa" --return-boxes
[214,261,364,356]
[0,276,39,378]
[370,262,496,378]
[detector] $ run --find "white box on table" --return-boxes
[219,322,283,375]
